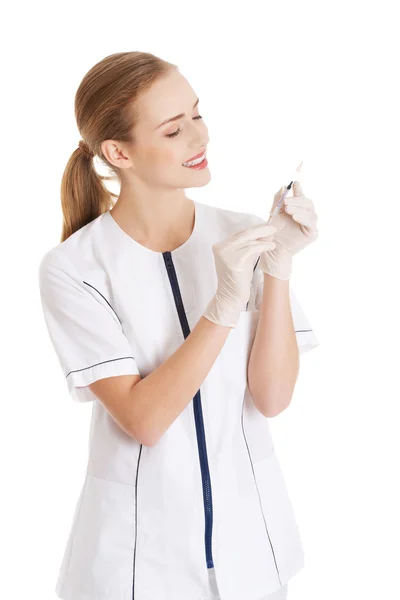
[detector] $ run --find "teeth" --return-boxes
[182,151,206,167]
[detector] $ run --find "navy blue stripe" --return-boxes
[162,251,215,569]
[66,356,136,378]
[132,444,143,599]
[83,280,122,325]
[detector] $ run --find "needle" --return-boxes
[268,160,303,222]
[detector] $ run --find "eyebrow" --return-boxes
[155,98,200,129]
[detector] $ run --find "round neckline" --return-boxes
[104,199,200,256]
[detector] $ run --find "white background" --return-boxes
[1,1,399,599]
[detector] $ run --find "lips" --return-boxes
[184,149,206,162]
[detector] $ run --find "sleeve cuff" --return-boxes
[66,356,140,403]
[295,330,320,355]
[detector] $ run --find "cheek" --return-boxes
[142,146,179,168]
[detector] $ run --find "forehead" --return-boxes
[136,70,196,128]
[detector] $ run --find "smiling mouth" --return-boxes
[182,150,207,167]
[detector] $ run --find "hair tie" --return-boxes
[78,139,94,158]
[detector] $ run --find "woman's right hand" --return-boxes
[202,222,277,328]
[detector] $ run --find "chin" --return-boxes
[182,169,212,188]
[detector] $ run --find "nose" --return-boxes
[188,134,210,152]
[188,119,209,147]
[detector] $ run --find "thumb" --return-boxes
[292,180,304,197]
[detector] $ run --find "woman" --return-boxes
[38,51,319,600]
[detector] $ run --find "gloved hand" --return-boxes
[258,181,319,280]
[203,223,278,328]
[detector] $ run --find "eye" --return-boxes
[166,115,203,138]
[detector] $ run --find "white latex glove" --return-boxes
[259,181,319,280]
[203,223,277,328]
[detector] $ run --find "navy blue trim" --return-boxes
[132,444,143,599]
[83,280,122,325]
[242,255,283,584]
[162,251,215,569]
[66,356,136,378]
[241,406,283,586]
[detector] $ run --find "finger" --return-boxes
[232,223,277,242]
[287,207,318,230]
[234,235,277,249]
[233,241,276,269]
[268,211,289,231]
[292,180,304,197]
[271,186,288,213]
[285,204,317,223]
[291,213,319,238]
[284,195,314,210]
[274,186,286,200]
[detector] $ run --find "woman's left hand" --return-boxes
[258,181,319,280]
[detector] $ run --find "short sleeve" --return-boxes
[38,251,140,403]
[251,261,320,356]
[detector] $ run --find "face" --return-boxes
[110,69,211,190]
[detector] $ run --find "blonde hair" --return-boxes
[60,51,177,242]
